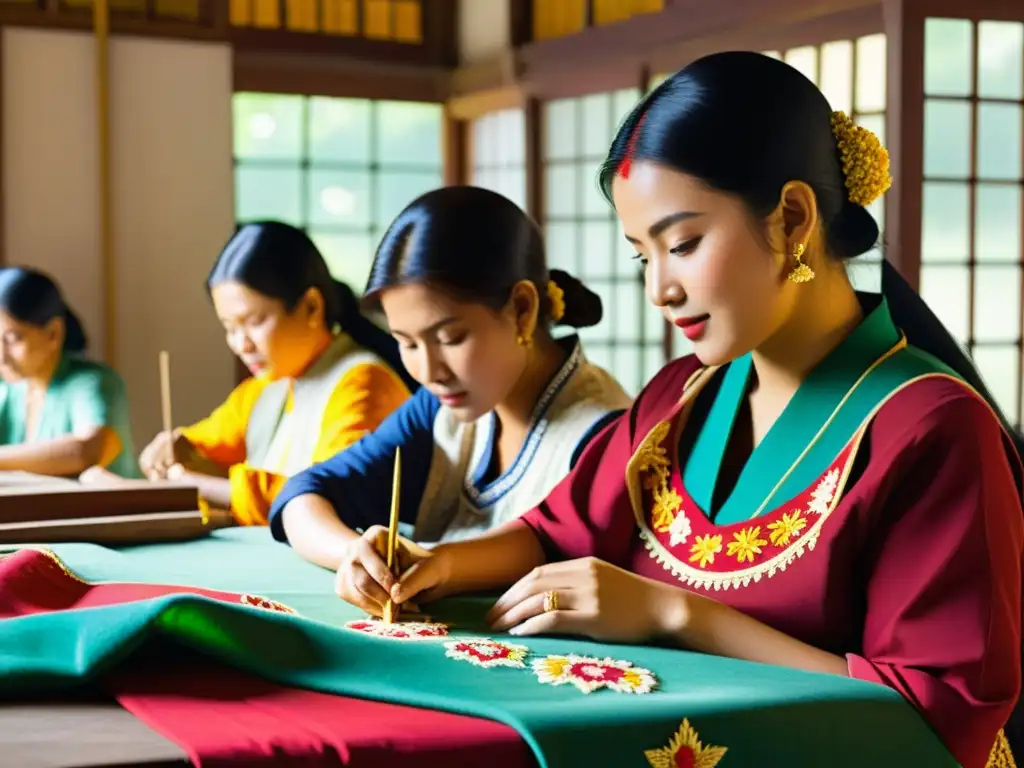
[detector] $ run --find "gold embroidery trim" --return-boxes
[988,730,1017,768]
[644,718,727,767]
[627,339,1011,591]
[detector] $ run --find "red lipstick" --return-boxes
[673,314,709,342]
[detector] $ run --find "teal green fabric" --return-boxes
[683,300,959,524]
[0,530,958,767]
[0,354,140,477]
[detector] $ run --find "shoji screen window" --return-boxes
[919,19,1024,424]
[233,93,443,292]
[765,34,888,293]
[543,89,665,396]
[470,108,528,212]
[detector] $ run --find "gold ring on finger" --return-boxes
[542,589,558,613]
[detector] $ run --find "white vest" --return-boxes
[246,334,381,476]
[412,342,631,543]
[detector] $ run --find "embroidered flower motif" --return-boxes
[344,619,449,641]
[807,468,839,515]
[652,487,683,533]
[644,718,728,768]
[635,422,672,473]
[532,654,657,694]
[767,510,807,547]
[444,637,530,669]
[688,534,723,569]
[240,594,298,614]
[668,509,692,547]
[726,526,767,564]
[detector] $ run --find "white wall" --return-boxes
[3,29,104,360]
[3,29,236,448]
[109,36,235,445]
[458,0,510,64]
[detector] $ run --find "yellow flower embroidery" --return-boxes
[726,526,767,564]
[644,718,727,768]
[635,422,671,474]
[651,487,682,533]
[767,510,807,547]
[688,534,723,569]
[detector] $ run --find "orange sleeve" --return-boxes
[312,362,411,463]
[226,464,289,526]
[178,377,268,468]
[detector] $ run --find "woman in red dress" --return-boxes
[334,52,1023,768]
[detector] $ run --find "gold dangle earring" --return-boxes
[516,331,533,348]
[787,243,815,284]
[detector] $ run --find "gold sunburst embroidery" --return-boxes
[767,511,807,546]
[651,488,683,533]
[644,718,727,768]
[688,534,722,569]
[726,526,767,564]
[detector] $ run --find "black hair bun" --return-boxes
[549,269,603,328]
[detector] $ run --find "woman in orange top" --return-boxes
[134,222,414,525]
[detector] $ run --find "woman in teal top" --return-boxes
[0,267,138,478]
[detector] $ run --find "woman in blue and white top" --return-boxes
[268,187,632,596]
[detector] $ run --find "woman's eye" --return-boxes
[440,334,466,347]
[631,253,648,267]
[669,236,702,256]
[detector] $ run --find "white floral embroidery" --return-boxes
[668,509,692,547]
[806,469,839,515]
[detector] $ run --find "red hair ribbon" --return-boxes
[617,112,647,179]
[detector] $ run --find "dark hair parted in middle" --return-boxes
[600,51,878,262]
[209,221,417,391]
[366,186,602,329]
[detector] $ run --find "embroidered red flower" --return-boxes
[344,618,449,641]
[444,638,529,669]
[240,594,297,614]
[532,654,657,694]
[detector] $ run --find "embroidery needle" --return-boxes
[383,446,401,625]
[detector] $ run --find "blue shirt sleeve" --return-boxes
[268,387,441,543]
[570,409,625,469]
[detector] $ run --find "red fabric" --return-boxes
[0,548,533,767]
[0,548,268,618]
[111,655,534,768]
[520,355,1024,768]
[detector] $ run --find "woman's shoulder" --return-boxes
[869,373,1018,472]
[59,356,126,394]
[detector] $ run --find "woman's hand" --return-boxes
[334,525,445,617]
[486,557,687,643]
[139,430,193,480]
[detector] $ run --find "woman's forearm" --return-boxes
[428,522,547,600]
[663,589,849,676]
[0,432,105,476]
[180,472,233,510]
[281,494,361,570]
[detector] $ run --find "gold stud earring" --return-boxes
[516,331,533,348]
[787,243,815,284]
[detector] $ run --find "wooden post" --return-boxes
[93,0,116,364]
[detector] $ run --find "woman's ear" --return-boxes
[765,181,820,253]
[507,280,540,340]
[299,287,327,329]
[43,316,64,349]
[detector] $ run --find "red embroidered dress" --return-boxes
[520,297,1024,768]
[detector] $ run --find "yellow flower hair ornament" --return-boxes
[830,110,892,207]
[547,280,566,323]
